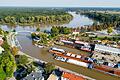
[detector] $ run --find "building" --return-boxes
[47,74,59,80]
[22,72,44,80]
[0,37,3,46]
[47,69,63,80]
[95,44,120,55]
[61,72,85,80]
[0,46,4,54]
[72,31,79,35]
[72,29,80,35]
[48,70,85,80]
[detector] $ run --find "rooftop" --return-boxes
[95,44,120,54]
[22,72,44,80]
[62,72,85,80]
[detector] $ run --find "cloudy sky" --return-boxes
[0,0,120,7]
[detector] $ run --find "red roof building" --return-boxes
[0,37,3,46]
[62,72,85,80]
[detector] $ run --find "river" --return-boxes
[0,12,94,31]
[0,12,119,80]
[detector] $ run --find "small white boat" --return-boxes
[34,44,44,48]
[38,45,44,48]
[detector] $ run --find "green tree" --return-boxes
[0,28,4,35]
[51,27,59,37]
[19,17,26,23]
[31,33,36,39]
[44,63,55,74]
[17,55,29,65]
[36,27,40,32]
[11,47,19,56]
[0,52,16,78]
[107,27,113,35]
[0,65,6,80]
[39,33,48,44]
[63,27,71,34]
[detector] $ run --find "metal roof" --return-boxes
[95,44,120,54]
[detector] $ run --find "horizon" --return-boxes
[0,0,120,8]
[0,6,120,8]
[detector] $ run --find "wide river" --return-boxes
[0,12,119,80]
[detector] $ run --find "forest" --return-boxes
[79,11,120,31]
[0,7,73,25]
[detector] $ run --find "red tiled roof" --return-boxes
[62,72,85,80]
[0,37,3,46]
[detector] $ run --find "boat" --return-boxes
[49,48,120,76]
[49,48,92,68]
[34,44,44,48]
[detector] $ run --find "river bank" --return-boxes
[16,32,120,80]
[8,32,96,80]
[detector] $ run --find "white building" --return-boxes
[0,46,4,54]
[95,44,120,55]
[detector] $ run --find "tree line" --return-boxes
[80,11,120,30]
[51,26,72,37]
[81,12,120,23]
[0,7,73,25]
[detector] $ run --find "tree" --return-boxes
[0,28,4,35]
[0,65,6,80]
[63,27,71,34]
[39,33,48,44]
[19,17,26,23]
[0,51,16,78]
[17,55,29,65]
[11,47,19,56]
[107,27,113,35]
[44,63,55,74]
[1,40,10,51]
[13,29,16,32]
[36,27,40,32]
[31,33,36,39]
[51,27,59,37]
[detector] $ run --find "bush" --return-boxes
[44,63,55,74]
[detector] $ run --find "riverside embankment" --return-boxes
[8,32,96,80]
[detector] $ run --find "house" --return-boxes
[72,29,79,35]
[22,72,44,80]
[0,37,3,46]
[0,46,4,54]
[48,70,86,80]
[61,72,85,80]
[47,69,63,80]
[72,31,79,35]
[85,32,97,37]
[47,74,59,80]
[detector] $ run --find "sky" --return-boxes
[0,0,120,7]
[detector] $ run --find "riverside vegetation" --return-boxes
[0,7,73,26]
[0,28,16,80]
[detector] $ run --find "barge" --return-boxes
[49,47,120,77]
